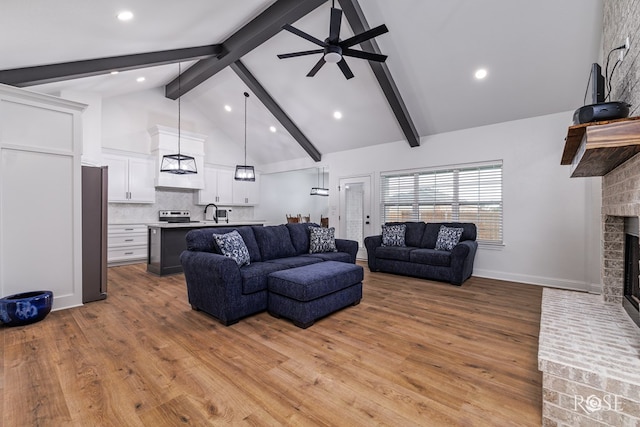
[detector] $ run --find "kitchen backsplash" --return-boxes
[108,187,254,223]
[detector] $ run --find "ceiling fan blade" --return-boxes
[340,24,389,48]
[342,48,387,62]
[329,7,342,43]
[282,24,326,48]
[277,49,324,59]
[337,59,354,80]
[307,57,326,77]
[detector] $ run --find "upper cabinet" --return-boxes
[103,151,155,203]
[232,173,260,205]
[149,125,205,189]
[196,165,260,206]
[195,166,234,205]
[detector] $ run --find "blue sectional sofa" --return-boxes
[180,223,358,326]
[364,222,478,285]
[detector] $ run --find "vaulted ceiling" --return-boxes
[0,0,603,166]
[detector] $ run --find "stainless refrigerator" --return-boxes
[82,165,108,303]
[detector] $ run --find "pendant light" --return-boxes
[310,166,329,196]
[161,62,197,174]
[234,91,255,181]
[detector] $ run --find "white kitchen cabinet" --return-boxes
[103,152,155,203]
[0,84,85,310]
[195,166,234,205]
[232,173,260,205]
[107,223,148,265]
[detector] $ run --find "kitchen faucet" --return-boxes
[204,203,218,223]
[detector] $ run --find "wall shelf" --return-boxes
[561,116,640,177]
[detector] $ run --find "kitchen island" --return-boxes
[147,221,264,276]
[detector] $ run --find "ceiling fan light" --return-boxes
[324,46,342,64]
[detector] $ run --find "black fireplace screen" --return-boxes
[624,234,640,320]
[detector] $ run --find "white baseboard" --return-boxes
[473,268,601,294]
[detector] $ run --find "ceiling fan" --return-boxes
[277,0,389,80]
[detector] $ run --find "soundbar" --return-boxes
[573,101,631,125]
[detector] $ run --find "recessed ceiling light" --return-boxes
[110,71,119,75]
[136,76,146,83]
[475,68,488,80]
[269,126,277,133]
[333,111,343,120]
[224,105,232,112]
[117,11,134,21]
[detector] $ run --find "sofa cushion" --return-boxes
[305,252,352,263]
[375,246,415,262]
[240,262,289,294]
[385,222,425,247]
[435,225,464,251]
[268,261,364,302]
[381,224,406,247]
[265,256,323,268]
[212,230,251,266]
[421,222,477,248]
[409,248,452,267]
[309,227,338,253]
[286,222,320,255]
[186,227,262,262]
[252,225,297,261]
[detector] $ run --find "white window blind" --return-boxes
[380,162,503,244]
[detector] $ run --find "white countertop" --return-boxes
[147,220,265,229]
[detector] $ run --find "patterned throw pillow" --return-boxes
[212,230,251,266]
[381,224,406,247]
[434,225,464,251]
[309,226,338,254]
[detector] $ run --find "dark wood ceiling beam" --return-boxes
[337,0,420,147]
[165,0,327,99]
[231,60,322,162]
[0,45,222,87]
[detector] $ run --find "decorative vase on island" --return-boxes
[0,290,53,327]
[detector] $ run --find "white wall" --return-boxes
[59,90,102,166]
[256,169,329,225]
[260,111,602,292]
[101,87,251,168]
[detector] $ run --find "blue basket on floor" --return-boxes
[0,290,53,327]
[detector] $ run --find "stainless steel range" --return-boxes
[158,210,199,223]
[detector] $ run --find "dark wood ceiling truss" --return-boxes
[231,60,322,162]
[0,45,222,87]
[337,0,420,147]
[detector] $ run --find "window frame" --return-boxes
[380,160,503,245]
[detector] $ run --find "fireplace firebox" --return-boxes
[623,229,640,327]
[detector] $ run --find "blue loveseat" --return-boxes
[364,222,478,285]
[180,223,358,325]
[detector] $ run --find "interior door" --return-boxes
[339,175,372,260]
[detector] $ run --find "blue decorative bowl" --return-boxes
[0,290,53,327]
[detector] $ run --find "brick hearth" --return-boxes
[539,152,640,426]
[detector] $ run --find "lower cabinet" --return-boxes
[147,226,189,275]
[108,224,148,265]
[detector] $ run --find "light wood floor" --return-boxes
[1,262,542,426]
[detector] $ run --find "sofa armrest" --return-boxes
[335,238,358,263]
[364,235,383,271]
[180,250,244,324]
[449,240,478,285]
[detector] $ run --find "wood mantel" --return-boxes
[561,116,640,177]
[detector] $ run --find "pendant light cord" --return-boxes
[244,92,249,166]
[178,62,182,155]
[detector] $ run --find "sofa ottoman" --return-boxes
[267,261,363,328]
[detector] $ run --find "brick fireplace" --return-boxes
[538,153,640,426]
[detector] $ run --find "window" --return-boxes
[380,161,503,244]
